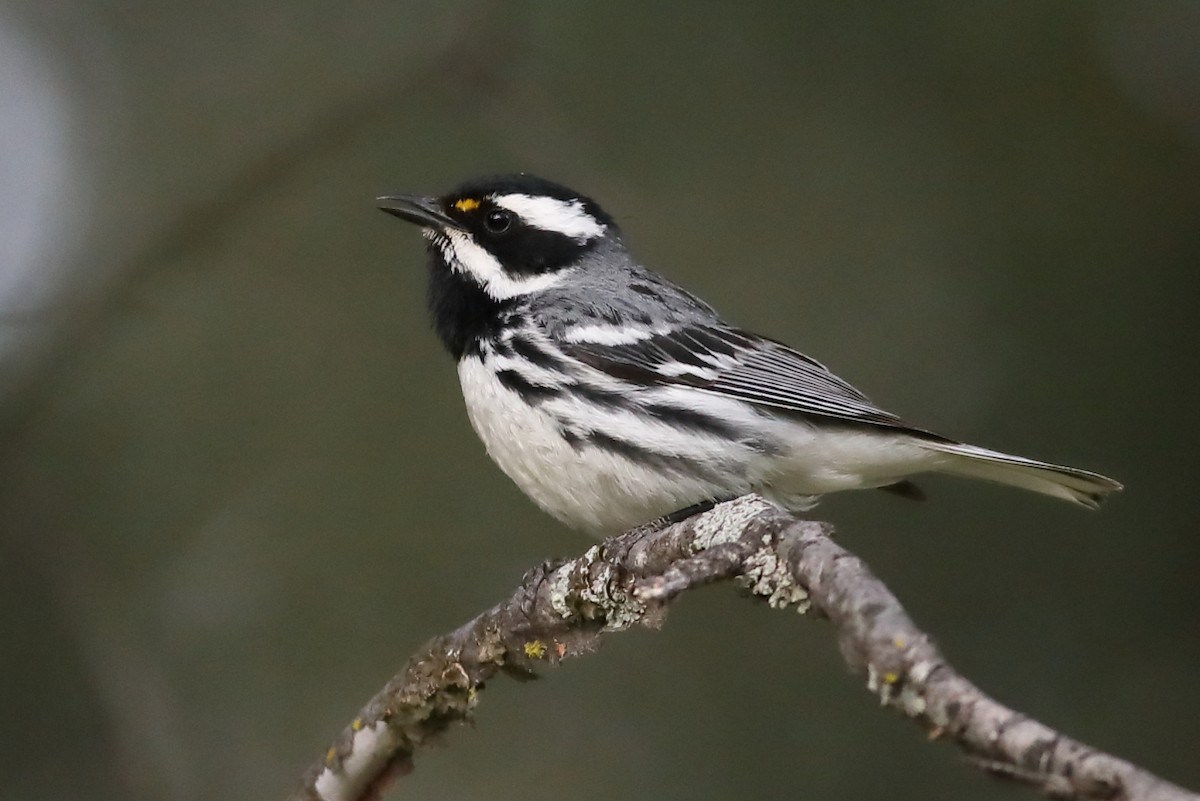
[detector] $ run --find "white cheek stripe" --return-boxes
[492,193,606,242]
[440,229,570,300]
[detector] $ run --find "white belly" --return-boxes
[456,354,945,534]
[457,356,734,533]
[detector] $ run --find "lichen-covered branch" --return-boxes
[287,496,1196,801]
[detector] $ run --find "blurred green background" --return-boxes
[1,2,1197,799]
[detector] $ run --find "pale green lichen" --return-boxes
[866,661,935,720]
[548,546,601,619]
[689,495,778,552]
[581,559,648,631]
[314,719,397,801]
[867,664,894,705]
[736,533,810,611]
[903,660,945,724]
[553,496,792,630]
[546,545,647,630]
[896,684,926,716]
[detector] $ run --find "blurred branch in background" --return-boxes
[4,4,1197,801]
[0,0,515,433]
[289,496,1197,801]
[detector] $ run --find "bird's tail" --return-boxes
[919,441,1123,509]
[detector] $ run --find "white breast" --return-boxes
[457,355,737,533]
[456,352,945,534]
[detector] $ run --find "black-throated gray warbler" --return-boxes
[378,174,1121,534]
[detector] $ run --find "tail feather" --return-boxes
[920,441,1123,509]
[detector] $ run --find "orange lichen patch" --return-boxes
[554,641,567,658]
[453,198,480,212]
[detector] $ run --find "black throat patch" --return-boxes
[424,239,511,360]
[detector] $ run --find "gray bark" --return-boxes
[289,496,1197,801]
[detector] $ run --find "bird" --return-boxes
[377,174,1122,535]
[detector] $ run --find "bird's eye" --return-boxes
[484,209,514,234]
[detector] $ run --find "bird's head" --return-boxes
[377,174,617,303]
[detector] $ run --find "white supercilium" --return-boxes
[492,194,607,242]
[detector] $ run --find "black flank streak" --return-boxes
[584,431,727,483]
[559,426,582,450]
[495,369,561,403]
[641,402,742,439]
[510,334,562,370]
[585,431,685,473]
[629,283,662,300]
[570,382,626,408]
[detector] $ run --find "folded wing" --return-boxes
[560,322,938,436]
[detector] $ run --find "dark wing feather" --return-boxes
[562,324,936,434]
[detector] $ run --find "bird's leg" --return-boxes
[619,499,727,541]
[662,499,720,525]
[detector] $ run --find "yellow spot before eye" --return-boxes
[453,198,480,212]
[351,717,363,731]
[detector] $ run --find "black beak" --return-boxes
[376,194,461,229]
